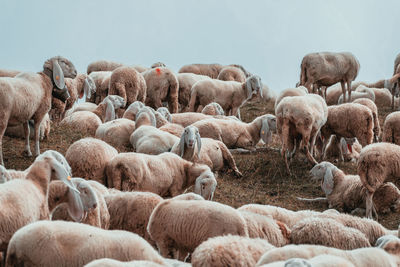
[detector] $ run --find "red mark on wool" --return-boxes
[347,144,352,153]
[156,68,161,75]
[79,91,84,99]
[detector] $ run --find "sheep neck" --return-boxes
[92,102,107,122]
[185,162,207,186]
[246,116,263,144]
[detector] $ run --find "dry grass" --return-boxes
[3,99,400,229]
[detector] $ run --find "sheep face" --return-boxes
[260,114,276,145]
[157,107,172,122]
[43,56,77,79]
[105,95,126,109]
[194,171,217,200]
[309,161,335,182]
[284,258,312,267]
[73,179,98,212]
[245,75,263,100]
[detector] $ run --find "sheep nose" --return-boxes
[92,203,97,209]
[188,140,195,146]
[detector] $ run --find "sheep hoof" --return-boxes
[23,150,32,157]
[234,171,243,178]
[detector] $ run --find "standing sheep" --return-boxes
[189,75,263,118]
[5,113,51,141]
[65,137,118,185]
[176,73,211,112]
[382,112,400,145]
[274,86,308,110]
[0,56,76,165]
[142,67,179,113]
[106,152,217,199]
[6,221,166,267]
[191,235,274,267]
[217,66,247,82]
[357,142,400,219]
[147,198,248,260]
[178,63,224,78]
[87,60,124,74]
[299,52,360,103]
[352,98,380,142]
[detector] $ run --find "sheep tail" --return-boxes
[219,142,242,177]
[188,88,198,112]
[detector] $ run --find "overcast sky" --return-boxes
[1,0,398,93]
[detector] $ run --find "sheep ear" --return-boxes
[196,130,202,158]
[246,78,253,98]
[67,187,85,222]
[49,158,79,194]
[83,78,91,99]
[52,59,65,89]
[340,138,348,154]
[322,167,334,195]
[179,132,186,157]
[105,99,115,122]
[260,119,272,144]
[258,79,263,98]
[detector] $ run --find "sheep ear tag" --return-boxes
[52,60,65,89]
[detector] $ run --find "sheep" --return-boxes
[370,87,400,108]
[325,82,360,105]
[390,63,400,110]
[6,220,166,267]
[191,114,276,149]
[0,56,76,165]
[105,191,163,246]
[142,67,179,113]
[201,102,225,116]
[178,63,224,78]
[290,217,371,249]
[376,235,400,256]
[60,95,125,135]
[170,125,242,177]
[256,245,398,267]
[152,109,185,137]
[84,259,165,267]
[156,107,172,122]
[189,75,263,118]
[87,71,112,104]
[87,60,124,74]
[64,102,98,117]
[109,66,147,115]
[0,165,27,183]
[106,152,217,199]
[337,85,375,104]
[323,135,360,162]
[352,98,380,142]
[0,150,78,253]
[320,103,373,153]
[299,52,360,103]
[5,113,51,141]
[191,235,274,267]
[0,69,20,78]
[130,126,179,155]
[123,101,145,121]
[171,112,213,127]
[239,210,290,247]
[176,73,211,112]
[274,86,308,110]
[357,142,400,219]
[147,198,248,260]
[95,118,136,149]
[275,94,328,172]
[259,255,355,267]
[65,137,118,185]
[135,106,157,129]
[217,66,247,82]
[382,111,400,145]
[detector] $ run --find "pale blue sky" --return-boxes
[0,0,398,93]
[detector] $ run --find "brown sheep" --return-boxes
[178,63,224,78]
[352,98,380,142]
[87,60,124,74]
[382,111,400,145]
[217,66,246,82]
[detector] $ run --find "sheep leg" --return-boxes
[340,81,347,103]
[303,137,317,165]
[365,191,375,219]
[347,80,352,103]
[392,91,395,110]
[33,120,41,157]
[22,121,32,157]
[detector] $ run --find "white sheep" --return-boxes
[130,126,179,155]
[352,97,380,142]
[95,118,136,149]
[176,73,211,112]
[87,60,124,74]
[274,86,308,110]
[147,198,248,261]
[6,220,166,267]
[338,85,375,104]
[258,255,356,267]
[105,152,217,199]
[0,56,76,165]
[64,102,98,117]
[191,235,274,267]
[135,106,157,129]
[323,135,360,162]
[189,75,263,118]
[382,111,400,145]
[170,125,242,176]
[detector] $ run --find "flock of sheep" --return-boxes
[0,52,400,266]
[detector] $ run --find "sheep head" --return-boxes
[201,102,225,116]
[309,161,337,195]
[260,114,276,145]
[180,126,202,158]
[157,107,172,122]
[376,235,400,256]
[125,101,145,120]
[194,169,217,201]
[66,178,98,223]
[83,76,96,100]
[135,106,157,128]
[284,258,312,267]
[245,75,263,100]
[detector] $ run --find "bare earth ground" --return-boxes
[3,100,400,229]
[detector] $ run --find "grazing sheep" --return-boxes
[217,66,246,82]
[338,85,375,104]
[357,142,400,219]
[201,102,225,116]
[275,94,328,172]
[151,62,166,68]
[256,245,398,267]
[142,67,179,113]
[170,125,242,176]
[320,103,373,151]
[189,75,263,118]
[147,199,248,260]
[178,63,224,78]
[299,52,360,103]
[123,101,146,121]
[6,221,166,267]
[171,112,212,127]
[130,126,179,155]
[60,95,125,135]
[390,64,400,109]
[382,111,400,145]
[105,191,163,246]
[239,211,290,247]
[87,71,112,104]
[109,66,147,113]
[176,73,211,112]
[191,235,274,267]
[0,69,20,78]
[0,56,76,165]
[290,217,371,249]
[106,152,217,199]
[352,98,380,142]
[274,86,308,110]
[5,113,51,141]
[87,60,124,74]
[0,150,78,253]
[49,178,110,229]
[95,118,136,149]
[66,137,118,185]
[191,114,276,149]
